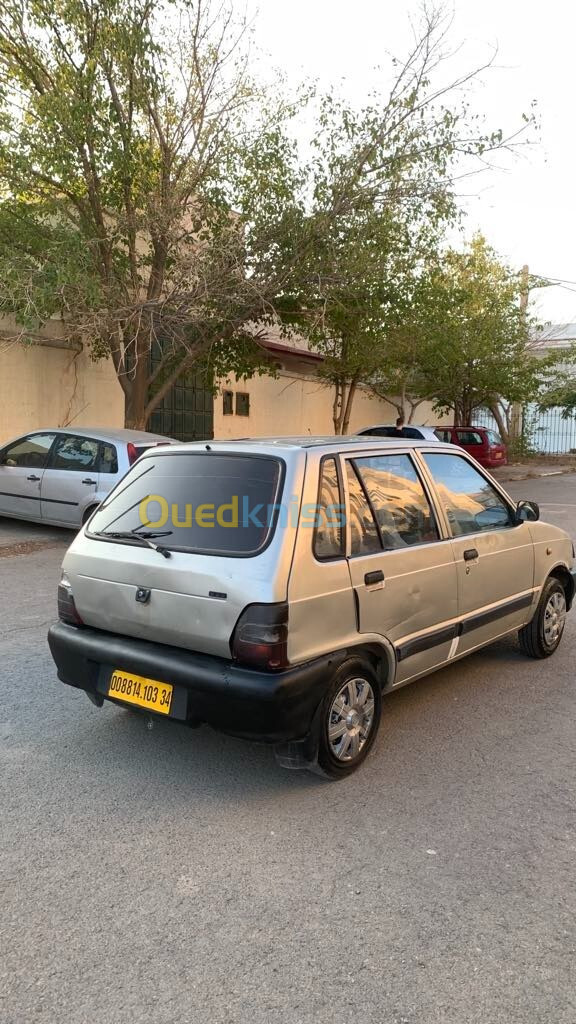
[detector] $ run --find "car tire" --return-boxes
[311,659,382,779]
[519,577,567,659]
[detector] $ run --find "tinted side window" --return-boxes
[456,430,483,446]
[0,433,56,469]
[345,462,381,556]
[51,435,99,471]
[99,443,118,474]
[423,453,513,537]
[314,457,343,560]
[354,453,439,549]
[401,427,424,439]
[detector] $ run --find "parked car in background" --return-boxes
[48,435,574,778]
[356,424,441,442]
[433,426,508,468]
[0,428,177,528]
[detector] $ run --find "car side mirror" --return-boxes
[516,500,540,523]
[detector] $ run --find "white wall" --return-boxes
[0,341,124,446]
[213,370,443,438]
[0,340,445,446]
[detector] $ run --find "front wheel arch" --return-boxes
[548,565,575,610]
[82,503,101,526]
[519,575,567,659]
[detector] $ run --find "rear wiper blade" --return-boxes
[94,529,173,559]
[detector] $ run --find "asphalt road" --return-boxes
[1,475,575,1024]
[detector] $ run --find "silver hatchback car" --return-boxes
[48,436,575,778]
[0,427,175,528]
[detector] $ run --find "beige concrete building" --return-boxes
[0,324,440,445]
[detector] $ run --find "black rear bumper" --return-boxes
[47,622,338,743]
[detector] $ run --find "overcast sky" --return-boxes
[250,0,575,327]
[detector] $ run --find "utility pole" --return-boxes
[509,264,529,443]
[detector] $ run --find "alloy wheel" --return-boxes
[543,590,566,646]
[328,677,376,762]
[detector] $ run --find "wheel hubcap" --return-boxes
[328,677,375,762]
[544,591,566,646]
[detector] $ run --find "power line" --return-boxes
[531,274,576,288]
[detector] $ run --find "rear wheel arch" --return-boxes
[345,642,394,691]
[273,645,392,775]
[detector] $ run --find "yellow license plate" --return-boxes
[108,670,173,715]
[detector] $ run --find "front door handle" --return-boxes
[82,478,97,485]
[364,569,384,586]
[27,474,41,482]
[463,548,479,562]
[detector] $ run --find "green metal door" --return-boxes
[148,344,214,441]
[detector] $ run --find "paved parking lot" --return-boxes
[1,476,575,1024]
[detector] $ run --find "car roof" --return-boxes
[152,435,454,456]
[23,427,177,443]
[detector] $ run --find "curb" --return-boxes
[495,467,575,483]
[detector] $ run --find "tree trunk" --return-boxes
[406,397,426,424]
[332,382,344,433]
[460,394,474,424]
[508,402,523,442]
[341,377,359,435]
[399,383,406,422]
[123,347,151,429]
[488,402,511,445]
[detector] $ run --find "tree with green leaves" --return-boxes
[537,354,576,421]
[0,2,533,431]
[367,325,436,424]
[401,235,557,435]
[265,11,534,433]
[0,0,290,427]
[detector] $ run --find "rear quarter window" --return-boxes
[88,453,284,556]
[434,429,452,442]
[486,430,504,446]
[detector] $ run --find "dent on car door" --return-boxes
[41,434,101,525]
[421,451,535,655]
[0,433,56,519]
[344,452,459,684]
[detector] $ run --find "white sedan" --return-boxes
[0,427,176,528]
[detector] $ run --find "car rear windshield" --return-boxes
[88,452,284,556]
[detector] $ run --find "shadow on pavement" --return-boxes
[0,515,75,553]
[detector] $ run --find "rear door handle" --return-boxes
[463,548,479,561]
[27,474,41,482]
[82,478,97,485]
[364,569,384,586]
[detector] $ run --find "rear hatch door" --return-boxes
[63,448,302,658]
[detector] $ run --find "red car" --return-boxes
[433,425,508,468]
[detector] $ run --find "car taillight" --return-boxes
[57,573,83,626]
[231,603,289,670]
[127,442,138,465]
